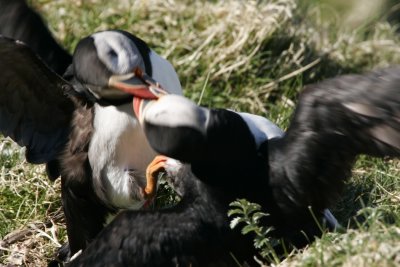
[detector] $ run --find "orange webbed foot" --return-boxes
[142,155,169,200]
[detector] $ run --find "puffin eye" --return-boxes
[108,49,118,58]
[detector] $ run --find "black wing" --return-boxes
[268,67,400,221]
[139,70,399,238]
[66,168,254,267]
[0,0,72,75]
[0,36,75,164]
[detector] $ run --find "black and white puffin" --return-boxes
[0,30,182,260]
[68,67,399,266]
[140,67,399,241]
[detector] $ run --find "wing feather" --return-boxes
[0,0,72,75]
[269,67,400,221]
[0,36,75,163]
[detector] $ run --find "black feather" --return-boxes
[71,67,400,266]
[0,0,71,75]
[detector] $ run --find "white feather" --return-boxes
[89,33,183,209]
[237,112,284,147]
[143,95,209,133]
[92,31,145,75]
[149,51,182,94]
[89,103,156,209]
[92,32,183,96]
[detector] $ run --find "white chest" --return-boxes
[88,103,156,209]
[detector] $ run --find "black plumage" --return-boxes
[0,37,75,163]
[68,157,259,267]
[0,0,71,75]
[69,67,399,266]
[0,28,182,262]
[0,36,102,258]
[0,1,184,263]
[142,68,399,238]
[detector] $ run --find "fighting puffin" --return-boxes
[0,30,182,260]
[138,69,399,240]
[68,67,399,266]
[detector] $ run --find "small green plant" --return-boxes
[154,174,181,209]
[228,199,281,264]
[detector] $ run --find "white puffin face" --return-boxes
[141,95,209,134]
[92,31,145,75]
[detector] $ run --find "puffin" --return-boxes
[67,116,336,267]
[67,155,263,267]
[67,67,399,266]
[0,30,182,261]
[138,68,399,239]
[0,0,71,75]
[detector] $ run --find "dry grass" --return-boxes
[1,0,400,266]
[0,137,64,266]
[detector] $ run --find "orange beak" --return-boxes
[109,68,167,119]
[108,68,166,99]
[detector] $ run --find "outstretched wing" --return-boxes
[0,0,72,75]
[268,67,400,221]
[0,36,75,163]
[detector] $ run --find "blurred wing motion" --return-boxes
[0,0,72,75]
[268,67,400,222]
[140,67,399,237]
[0,36,75,163]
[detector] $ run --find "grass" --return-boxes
[1,0,400,266]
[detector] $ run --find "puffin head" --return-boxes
[72,30,164,105]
